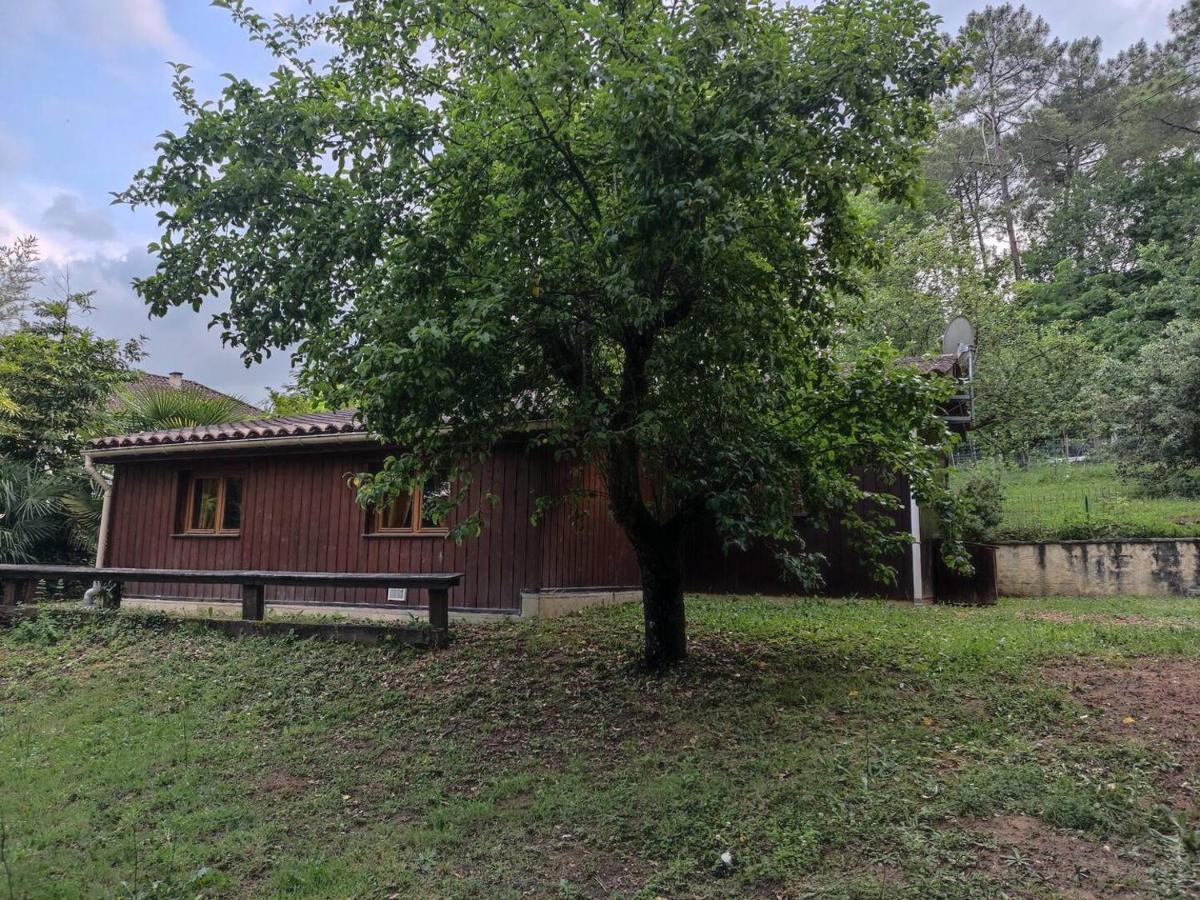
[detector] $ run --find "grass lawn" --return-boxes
[960,461,1200,540]
[2,597,1199,898]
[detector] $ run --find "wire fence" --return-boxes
[951,438,1110,469]
[998,489,1125,531]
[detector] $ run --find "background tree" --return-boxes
[0,289,141,470]
[122,0,964,668]
[0,236,39,334]
[264,382,331,416]
[954,4,1063,279]
[1109,320,1200,496]
[842,195,1099,456]
[0,241,145,565]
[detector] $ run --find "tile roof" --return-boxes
[898,353,962,376]
[88,409,369,451]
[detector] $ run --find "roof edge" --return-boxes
[86,429,380,461]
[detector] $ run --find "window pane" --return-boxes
[221,478,243,531]
[190,478,220,530]
[379,491,414,531]
[421,481,451,529]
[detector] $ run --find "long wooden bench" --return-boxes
[0,565,462,645]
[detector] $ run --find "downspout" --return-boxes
[908,487,925,604]
[81,452,112,607]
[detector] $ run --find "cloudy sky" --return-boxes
[0,0,1181,401]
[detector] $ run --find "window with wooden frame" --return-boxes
[373,481,450,535]
[178,473,244,535]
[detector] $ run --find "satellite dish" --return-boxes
[942,316,975,356]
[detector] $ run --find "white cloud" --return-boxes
[0,0,188,58]
[42,192,118,242]
[0,206,75,266]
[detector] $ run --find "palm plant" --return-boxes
[0,360,18,436]
[0,461,64,563]
[59,481,104,557]
[97,384,256,435]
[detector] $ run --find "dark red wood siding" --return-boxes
[105,443,640,610]
[681,470,915,600]
[105,444,918,608]
[535,454,641,590]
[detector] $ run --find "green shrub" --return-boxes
[955,470,1004,541]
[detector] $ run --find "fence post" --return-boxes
[242,584,265,621]
[428,586,449,648]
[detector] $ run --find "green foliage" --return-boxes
[954,469,1004,542]
[264,382,330,416]
[0,460,100,565]
[121,0,967,661]
[0,238,144,563]
[843,197,1100,454]
[0,235,38,334]
[97,383,254,435]
[0,288,142,470]
[1110,319,1200,494]
[2,596,1198,896]
[0,461,65,564]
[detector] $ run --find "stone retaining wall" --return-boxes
[996,539,1200,597]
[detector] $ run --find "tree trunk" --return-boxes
[988,119,1023,281]
[603,334,691,670]
[604,425,689,670]
[997,168,1023,281]
[635,533,687,671]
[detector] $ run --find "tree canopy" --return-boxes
[122,0,963,667]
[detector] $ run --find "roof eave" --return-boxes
[85,430,380,461]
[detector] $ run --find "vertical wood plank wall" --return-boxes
[105,444,916,608]
[536,455,642,590]
[105,443,641,610]
[680,470,915,600]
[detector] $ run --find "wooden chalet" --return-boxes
[83,347,978,615]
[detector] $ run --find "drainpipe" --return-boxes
[909,487,925,604]
[81,452,112,607]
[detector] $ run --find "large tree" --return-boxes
[953,4,1063,280]
[122,0,962,668]
[0,264,142,471]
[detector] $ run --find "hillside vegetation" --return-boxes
[2,598,1198,898]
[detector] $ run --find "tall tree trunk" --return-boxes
[988,120,1023,281]
[633,531,687,670]
[605,428,689,670]
[964,184,989,275]
[997,169,1023,280]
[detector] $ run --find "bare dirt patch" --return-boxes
[258,771,312,798]
[1045,658,1200,800]
[968,814,1148,898]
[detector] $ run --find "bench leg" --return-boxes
[428,587,449,648]
[242,584,265,621]
[105,582,122,610]
[2,579,33,606]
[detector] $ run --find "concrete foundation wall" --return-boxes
[997,539,1200,597]
[520,588,641,619]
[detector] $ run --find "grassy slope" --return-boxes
[1,598,1198,898]
[963,462,1200,540]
